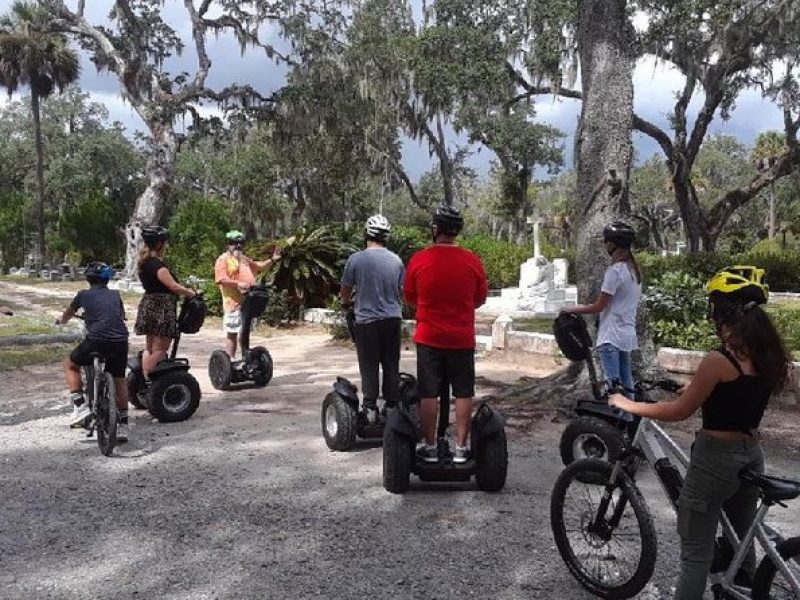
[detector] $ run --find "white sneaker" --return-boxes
[70,404,91,428]
[116,422,129,443]
[453,445,470,464]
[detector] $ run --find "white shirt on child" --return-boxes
[596,261,641,351]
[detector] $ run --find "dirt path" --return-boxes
[1,282,799,599]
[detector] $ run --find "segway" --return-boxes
[208,284,274,390]
[126,295,206,422]
[321,372,418,451]
[382,377,508,494]
[553,312,681,467]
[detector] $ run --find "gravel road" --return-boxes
[1,323,799,600]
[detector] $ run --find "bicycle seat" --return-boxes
[740,470,800,503]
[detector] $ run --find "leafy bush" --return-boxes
[201,280,223,316]
[387,225,428,264]
[637,249,800,292]
[767,303,800,353]
[460,235,531,288]
[167,196,231,282]
[57,187,125,264]
[263,226,356,310]
[325,295,351,341]
[261,288,293,326]
[645,272,717,351]
[735,248,800,292]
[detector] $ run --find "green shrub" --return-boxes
[733,248,800,292]
[645,271,717,350]
[263,226,356,310]
[460,235,530,288]
[167,196,231,282]
[201,280,223,316]
[325,295,351,341]
[387,225,428,264]
[767,303,800,352]
[261,288,293,326]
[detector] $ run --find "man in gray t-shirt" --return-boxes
[340,215,405,421]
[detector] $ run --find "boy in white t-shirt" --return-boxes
[561,222,642,395]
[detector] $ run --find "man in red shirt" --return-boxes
[404,204,488,463]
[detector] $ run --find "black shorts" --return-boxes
[416,344,475,399]
[70,339,129,378]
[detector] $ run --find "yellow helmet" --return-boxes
[705,266,769,305]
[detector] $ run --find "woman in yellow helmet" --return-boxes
[610,266,792,598]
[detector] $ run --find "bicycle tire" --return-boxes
[550,458,657,599]
[96,372,117,457]
[752,535,800,599]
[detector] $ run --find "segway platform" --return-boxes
[321,373,417,451]
[383,393,508,494]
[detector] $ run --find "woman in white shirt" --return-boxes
[562,222,642,395]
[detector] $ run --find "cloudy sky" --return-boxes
[0,0,787,181]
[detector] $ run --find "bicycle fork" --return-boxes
[591,461,629,538]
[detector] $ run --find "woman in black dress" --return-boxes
[134,226,196,376]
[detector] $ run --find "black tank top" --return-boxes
[701,347,770,434]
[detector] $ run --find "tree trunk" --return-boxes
[575,0,635,303]
[31,90,46,270]
[124,121,179,278]
[507,0,637,406]
[672,175,704,252]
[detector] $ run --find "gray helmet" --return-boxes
[432,203,463,236]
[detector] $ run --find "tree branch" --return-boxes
[504,62,582,102]
[705,148,800,236]
[632,114,674,158]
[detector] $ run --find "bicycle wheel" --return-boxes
[752,536,800,599]
[550,458,657,599]
[95,372,117,457]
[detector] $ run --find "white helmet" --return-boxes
[365,214,391,241]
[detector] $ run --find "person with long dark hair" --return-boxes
[134,226,197,377]
[562,221,642,395]
[609,266,792,598]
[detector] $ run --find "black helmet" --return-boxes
[85,261,114,284]
[432,203,464,236]
[141,226,169,248]
[602,221,636,249]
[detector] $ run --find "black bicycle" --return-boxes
[75,315,117,456]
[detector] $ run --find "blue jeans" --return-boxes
[596,343,634,396]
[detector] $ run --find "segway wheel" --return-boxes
[208,350,232,390]
[148,372,201,423]
[321,392,357,451]
[383,426,413,494]
[475,428,508,492]
[251,346,273,388]
[126,369,148,410]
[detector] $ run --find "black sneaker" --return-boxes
[416,444,438,463]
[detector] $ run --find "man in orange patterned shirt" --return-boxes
[214,230,280,358]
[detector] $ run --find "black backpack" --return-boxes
[553,313,593,361]
[178,295,207,334]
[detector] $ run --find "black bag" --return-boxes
[178,295,207,334]
[553,313,592,361]
[242,284,270,321]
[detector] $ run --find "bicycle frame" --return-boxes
[631,418,800,597]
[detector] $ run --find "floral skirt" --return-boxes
[135,293,177,338]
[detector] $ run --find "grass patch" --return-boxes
[0,316,59,338]
[0,343,70,370]
[511,317,554,334]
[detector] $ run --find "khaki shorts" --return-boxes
[222,310,241,334]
